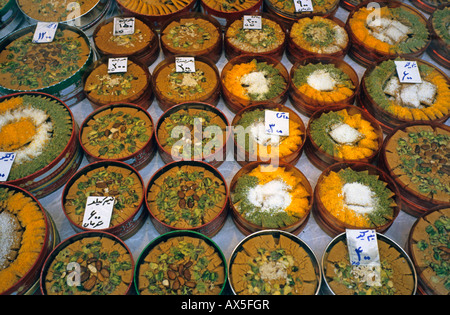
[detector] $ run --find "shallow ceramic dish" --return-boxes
[200,0,263,29]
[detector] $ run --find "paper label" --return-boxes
[243,15,262,30]
[175,57,196,73]
[108,57,128,73]
[346,229,380,266]
[82,196,115,230]
[32,22,58,43]
[0,152,16,182]
[294,0,314,12]
[395,61,422,83]
[265,110,289,136]
[113,17,135,35]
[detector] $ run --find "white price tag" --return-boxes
[243,15,262,30]
[265,110,289,136]
[113,17,135,36]
[82,196,115,230]
[108,57,128,73]
[175,57,196,73]
[294,0,314,12]
[346,229,380,266]
[32,22,58,43]
[0,152,16,182]
[395,61,422,83]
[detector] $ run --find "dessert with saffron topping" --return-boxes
[347,1,430,66]
[221,56,289,112]
[306,106,382,169]
[314,163,399,235]
[231,163,312,233]
[0,185,49,294]
[360,58,450,132]
[290,58,358,116]
[232,104,305,165]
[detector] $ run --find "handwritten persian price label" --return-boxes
[395,61,422,83]
[32,22,58,43]
[82,196,115,230]
[108,57,128,73]
[265,110,289,136]
[346,229,380,266]
[0,152,16,182]
[243,15,262,30]
[113,17,135,35]
[175,57,195,73]
[294,0,313,12]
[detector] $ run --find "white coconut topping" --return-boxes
[240,71,270,95]
[328,123,363,145]
[342,182,375,214]
[247,179,292,214]
[307,69,336,91]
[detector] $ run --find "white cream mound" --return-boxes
[247,179,292,213]
[307,69,336,91]
[240,71,270,95]
[342,182,375,214]
[329,123,363,145]
[249,121,280,147]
